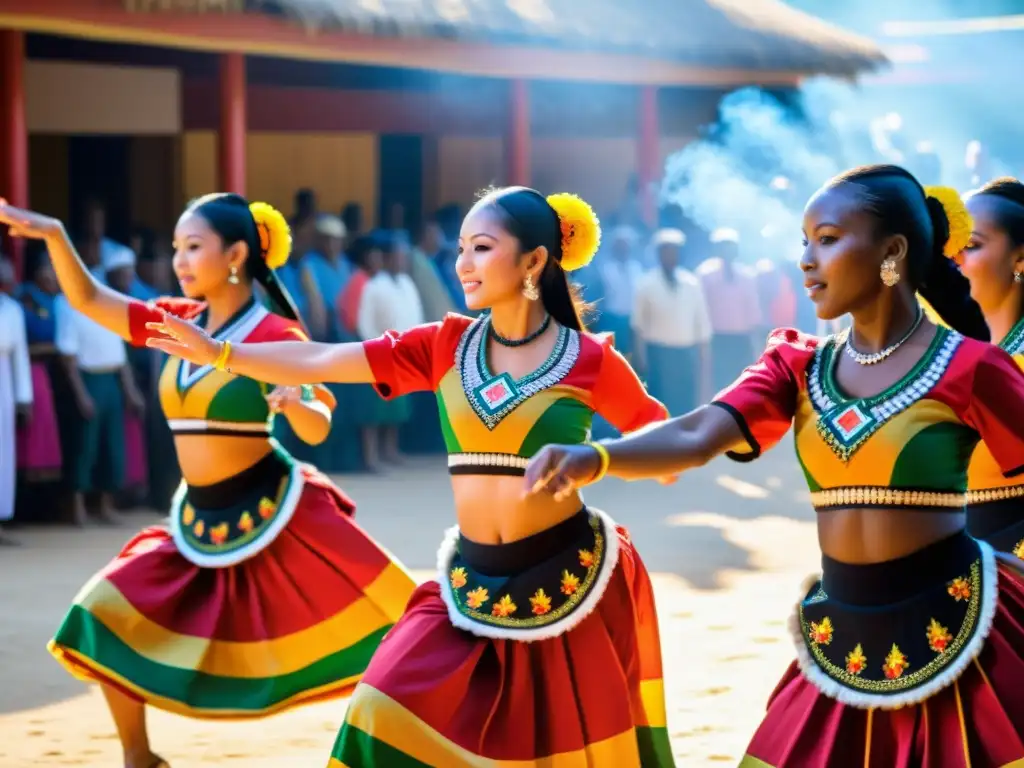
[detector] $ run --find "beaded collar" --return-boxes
[456,314,580,430]
[999,316,1024,356]
[807,326,962,462]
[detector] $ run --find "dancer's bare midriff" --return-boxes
[174,434,275,488]
[818,506,967,564]
[452,474,584,544]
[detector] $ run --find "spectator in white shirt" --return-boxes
[631,228,713,416]
[595,226,644,356]
[55,238,144,526]
[695,228,764,391]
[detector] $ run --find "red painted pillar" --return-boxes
[1,29,28,279]
[637,85,660,227]
[507,79,531,187]
[218,52,246,195]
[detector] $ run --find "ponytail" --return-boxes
[538,258,586,331]
[919,195,989,341]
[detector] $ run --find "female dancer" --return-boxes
[525,166,1024,766]
[0,193,416,768]
[960,177,1024,556]
[142,186,677,766]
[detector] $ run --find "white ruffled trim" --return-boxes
[170,462,304,568]
[789,541,1000,710]
[436,508,621,642]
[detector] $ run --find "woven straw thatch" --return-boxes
[253,0,886,75]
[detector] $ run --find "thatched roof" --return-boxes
[255,0,887,76]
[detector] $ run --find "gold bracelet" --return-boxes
[586,441,611,484]
[213,340,232,371]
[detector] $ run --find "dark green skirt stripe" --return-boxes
[52,605,389,712]
[638,725,676,767]
[330,723,676,766]
[331,724,433,767]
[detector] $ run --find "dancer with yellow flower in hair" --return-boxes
[0,193,415,768]
[143,186,677,767]
[525,167,1024,766]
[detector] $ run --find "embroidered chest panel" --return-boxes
[805,328,962,463]
[1000,317,1024,356]
[455,315,581,431]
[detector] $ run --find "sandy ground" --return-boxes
[0,449,821,767]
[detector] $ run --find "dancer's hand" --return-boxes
[524,444,602,501]
[0,199,64,239]
[266,386,306,416]
[144,313,221,367]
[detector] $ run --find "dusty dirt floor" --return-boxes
[0,449,820,767]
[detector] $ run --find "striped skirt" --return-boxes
[741,532,1024,767]
[328,508,675,766]
[48,453,416,719]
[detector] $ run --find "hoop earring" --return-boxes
[228,265,240,285]
[880,258,900,287]
[522,274,540,301]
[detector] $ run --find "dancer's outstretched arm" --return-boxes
[526,327,814,500]
[525,405,746,499]
[0,201,133,338]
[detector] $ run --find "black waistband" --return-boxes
[458,508,590,577]
[821,531,977,607]
[185,451,288,510]
[966,497,1024,541]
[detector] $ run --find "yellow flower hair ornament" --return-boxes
[248,201,292,271]
[924,185,972,260]
[545,193,601,272]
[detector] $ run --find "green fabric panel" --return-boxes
[207,377,272,423]
[435,390,461,453]
[52,606,388,712]
[330,725,433,767]
[518,398,594,458]
[890,422,979,490]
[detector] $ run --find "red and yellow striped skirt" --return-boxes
[48,461,415,719]
[741,533,1024,767]
[328,508,675,766]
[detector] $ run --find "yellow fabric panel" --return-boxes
[343,685,644,767]
[71,569,404,678]
[794,392,962,488]
[437,367,592,453]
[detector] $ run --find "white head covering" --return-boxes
[315,214,346,240]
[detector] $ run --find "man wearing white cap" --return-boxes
[301,213,351,342]
[631,228,712,416]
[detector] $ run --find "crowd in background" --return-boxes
[0,180,835,538]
